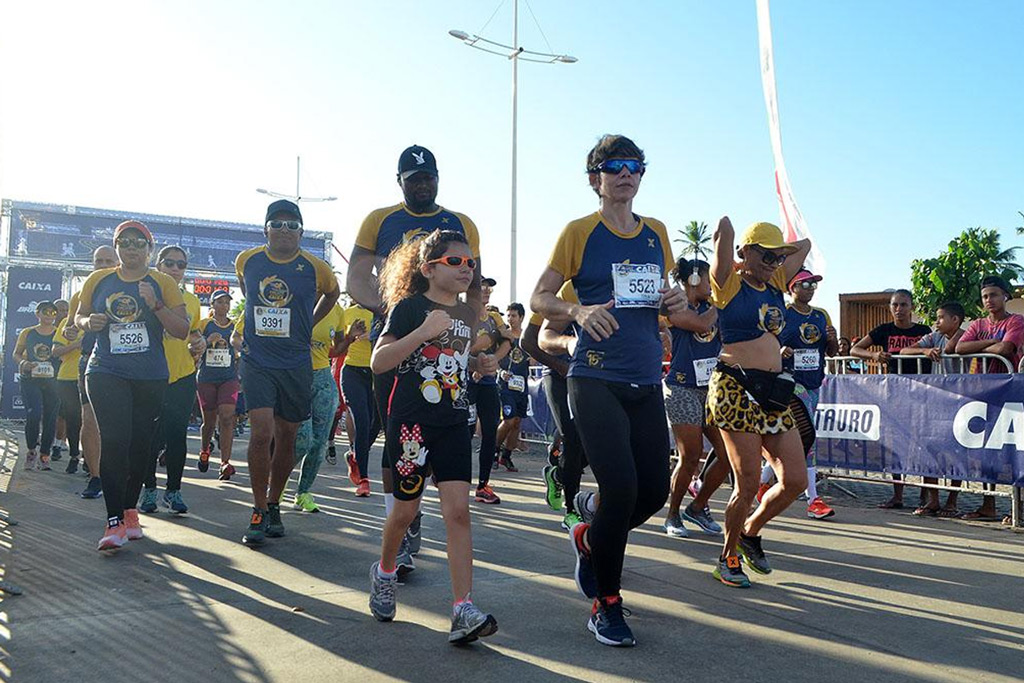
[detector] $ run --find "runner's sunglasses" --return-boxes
[589,159,646,175]
[794,280,818,291]
[428,255,477,269]
[161,258,188,269]
[116,236,150,249]
[266,219,303,231]
[749,244,787,267]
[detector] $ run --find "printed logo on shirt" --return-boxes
[799,322,822,345]
[694,324,718,344]
[419,346,468,405]
[32,343,52,361]
[647,238,656,248]
[586,350,604,368]
[402,228,428,244]
[758,303,785,335]
[886,335,924,353]
[258,276,293,308]
[509,346,526,364]
[106,291,141,323]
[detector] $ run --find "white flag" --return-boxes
[756,0,825,273]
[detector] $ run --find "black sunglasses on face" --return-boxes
[749,244,787,267]
[590,159,646,175]
[161,258,188,269]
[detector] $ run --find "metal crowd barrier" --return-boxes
[821,354,1021,528]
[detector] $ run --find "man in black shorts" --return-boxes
[236,200,339,546]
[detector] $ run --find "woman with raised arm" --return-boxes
[706,217,810,587]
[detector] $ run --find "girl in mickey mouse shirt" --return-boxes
[368,229,499,645]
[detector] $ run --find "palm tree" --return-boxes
[1015,210,1023,236]
[675,220,711,261]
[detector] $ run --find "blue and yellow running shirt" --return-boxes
[664,301,722,388]
[355,203,481,262]
[547,211,674,385]
[197,318,238,384]
[164,289,203,384]
[16,326,57,379]
[235,246,338,370]
[500,339,532,393]
[77,267,184,381]
[471,309,508,386]
[780,304,832,390]
[711,267,789,344]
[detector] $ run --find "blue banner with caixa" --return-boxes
[2,265,66,418]
[816,374,1024,486]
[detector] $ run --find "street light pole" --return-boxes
[257,156,337,204]
[449,4,575,301]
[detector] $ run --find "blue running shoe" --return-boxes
[682,504,722,535]
[588,596,635,647]
[162,489,188,514]
[138,487,158,512]
[81,476,103,500]
[569,522,597,599]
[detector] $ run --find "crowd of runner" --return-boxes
[11,136,1018,649]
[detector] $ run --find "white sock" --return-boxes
[384,493,395,517]
[806,467,818,501]
[584,493,597,515]
[376,562,397,579]
[760,462,774,485]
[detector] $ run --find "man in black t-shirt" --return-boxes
[850,288,931,509]
[852,289,931,374]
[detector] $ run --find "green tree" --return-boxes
[674,220,711,262]
[230,297,245,320]
[1015,210,1023,235]
[910,227,1023,321]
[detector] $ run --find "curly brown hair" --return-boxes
[378,229,470,312]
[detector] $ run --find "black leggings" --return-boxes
[146,373,197,492]
[86,373,166,520]
[469,382,499,487]
[20,376,59,453]
[342,365,380,481]
[568,377,670,598]
[373,369,396,470]
[542,373,588,511]
[56,380,82,459]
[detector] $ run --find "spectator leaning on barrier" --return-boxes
[954,275,1024,522]
[900,301,966,517]
[851,289,931,510]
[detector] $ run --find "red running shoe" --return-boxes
[807,497,836,519]
[219,463,236,481]
[356,479,371,497]
[346,451,361,486]
[198,448,211,473]
[475,484,500,504]
[755,483,771,504]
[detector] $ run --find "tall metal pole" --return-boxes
[296,156,301,198]
[510,0,519,301]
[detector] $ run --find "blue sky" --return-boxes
[1,1,1021,329]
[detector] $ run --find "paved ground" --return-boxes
[1,426,1022,683]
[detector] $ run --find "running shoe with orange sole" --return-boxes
[346,451,361,486]
[198,448,211,473]
[807,497,836,519]
[475,484,500,504]
[98,518,128,551]
[124,509,144,540]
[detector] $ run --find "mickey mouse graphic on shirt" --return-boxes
[419,345,469,404]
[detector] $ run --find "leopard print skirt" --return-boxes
[706,369,795,435]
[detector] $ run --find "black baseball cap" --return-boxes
[981,275,1013,297]
[398,145,438,180]
[36,300,57,314]
[265,199,303,224]
[481,276,497,287]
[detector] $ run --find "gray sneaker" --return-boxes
[738,534,772,574]
[266,503,285,538]
[448,600,497,644]
[663,513,691,538]
[573,491,596,525]
[406,511,423,556]
[396,535,415,576]
[682,504,722,535]
[368,563,397,622]
[138,487,158,512]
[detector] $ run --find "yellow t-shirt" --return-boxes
[164,289,203,384]
[54,291,83,381]
[340,305,373,368]
[310,304,345,370]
